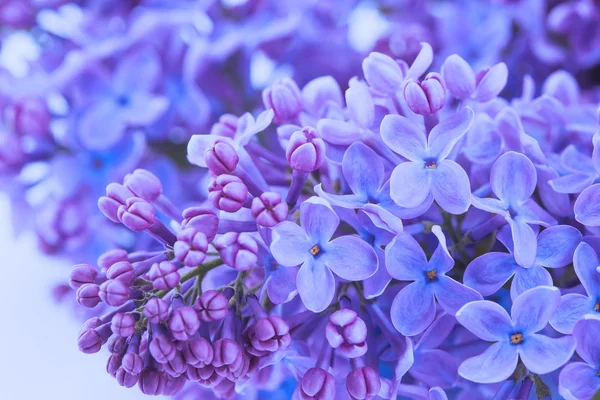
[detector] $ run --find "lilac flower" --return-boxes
[270,197,377,312]
[558,315,600,399]
[387,225,482,336]
[441,54,508,102]
[380,107,475,214]
[464,225,581,300]
[456,286,575,383]
[471,151,556,267]
[550,242,600,334]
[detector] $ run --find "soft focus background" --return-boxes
[0,194,165,399]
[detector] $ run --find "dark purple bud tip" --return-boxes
[298,368,336,399]
[182,337,214,367]
[212,338,249,381]
[214,232,258,271]
[117,197,156,232]
[138,367,166,395]
[99,280,130,307]
[404,73,446,115]
[194,290,229,322]
[76,283,101,308]
[69,264,98,289]
[106,261,136,286]
[98,183,135,223]
[108,336,128,354]
[208,174,248,213]
[346,367,381,400]
[123,169,162,202]
[262,77,303,123]
[205,139,239,176]
[181,207,219,242]
[107,354,123,377]
[122,353,143,375]
[163,351,186,377]
[325,309,368,358]
[148,261,180,291]
[286,127,326,172]
[144,297,170,323]
[248,316,291,356]
[174,227,208,268]
[210,113,238,138]
[116,368,138,388]
[149,333,177,364]
[97,249,128,271]
[251,192,288,227]
[186,364,222,386]
[111,313,137,337]
[168,306,200,341]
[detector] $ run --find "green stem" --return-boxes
[156,258,224,299]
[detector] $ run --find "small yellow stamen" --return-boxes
[425,161,437,169]
[595,301,600,312]
[426,269,437,280]
[309,245,322,256]
[510,333,524,345]
[597,370,600,377]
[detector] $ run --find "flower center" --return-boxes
[510,332,524,345]
[595,301,600,312]
[425,159,437,169]
[426,269,437,281]
[309,245,323,257]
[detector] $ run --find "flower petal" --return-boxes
[406,42,433,81]
[410,349,457,388]
[270,221,311,267]
[428,225,454,275]
[559,362,600,400]
[441,54,476,99]
[536,164,572,217]
[464,253,518,296]
[473,62,508,102]
[363,247,392,299]
[380,114,427,161]
[458,342,518,384]
[508,218,537,268]
[78,100,126,150]
[187,134,220,168]
[495,107,523,152]
[390,281,436,336]
[535,225,581,268]
[573,315,600,367]
[430,160,471,215]
[573,242,600,299]
[575,184,600,226]
[434,276,482,316]
[429,387,448,400]
[470,196,508,215]
[455,300,513,341]
[519,334,576,375]
[510,265,553,301]
[342,142,384,198]
[113,48,161,93]
[550,294,594,334]
[550,173,595,194]
[314,184,367,209]
[266,267,298,304]
[385,232,428,280]
[511,286,561,334]
[418,313,456,350]
[389,162,431,209]
[296,259,335,313]
[490,151,537,206]
[324,235,378,281]
[300,197,339,243]
[427,107,475,160]
[515,199,557,227]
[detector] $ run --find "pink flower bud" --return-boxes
[214,232,258,271]
[98,183,135,223]
[346,367,381,400]
[69,264,98,289]
[210,114,238,138]
[106,261,136,286]
[76,283,101,308]
[251,192,288,227]
[144,296,170,323]
[208,174,248,213]
[262,78,303,123]
[173,227,208,268]
[123,169,162,202]
[117,197,156,231]
[99,280,130,307]
[205,139,239,175]
[181,207,219,242]
[286,127,326,172]
[404,73,446,115]
[111,313,137,337]
[194,290,228,322]
[148,261,180,291]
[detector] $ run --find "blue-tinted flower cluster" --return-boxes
[2,0,600,399]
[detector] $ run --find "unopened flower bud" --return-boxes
[194,290,229,322]
[148,261,180,291]
[362,52,404,94]
[208,174,248,213]
[286,127,326,172]
[123,169,162,202]
[212,338,249,381]
[108,336,128,354]
[404,73,446,115]
[251,192,288,227]
[111,313,137,337]
[163,351,187,377]
[149,327,177,364]
[138,367,166,395]
[214,232,258,271]
[262,78,303,123]
[144,297,170,323]
[69,264,98,289]
[210,114,238,138]
[162,375,186,396]
[78,324,112,354]
[248,316,291,356]
[174,228,208,268]
[117,197,156,231]
[297,368,336,399]
[116,368,138,388]
[76,283,101,308]
[181,207,219,242]
[325,309,368,358]
[98,183,135,223]
[182,337,214,367]
[168,297,200,341]
[107,353,123,377]
[99,280,129,307]
[346,367,381,400]
[106,261,136,286]
[205,139,239,176]
[98,249,128,271]
[122,353,143,375]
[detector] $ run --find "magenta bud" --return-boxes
[99,280,129,307]
[148,261,180,291]
[210,113,238,138]
[69,264,98,289]
[194,290,229,322]
[173,228,208,268]
[122,353,143,375]
[298,368,336,399]
[123,169,162,202]
[286,127,326,172]
[404,73,446,115]
[205,139,239,176]
[181,207,219,242]
[117,197,156,231]
[346,367,381,400]
[149,333,177,364]
[116,368,138,388]
[182,337,214,367]
[108,336,128,354]
[78,324,111,354]
[98,183,135,223]
[262,78,303,123]
[111,313,137,337]
[251,192,288,227]
[76,283,101,308]
[168,306,200,341]
[79,317,101,334]
[362,52,404,94]
[325,309,368,358]
[106,261,136,286]
[186,364,222,386]
[144,297,170,323]
[214,232,258,271]
[138,367,166,395]
[248,316,291,356]
[208,174,248,213]
[97,249,128,270]
[107,354,123,377]
[163,351,187,377]
[212,338,249,381]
